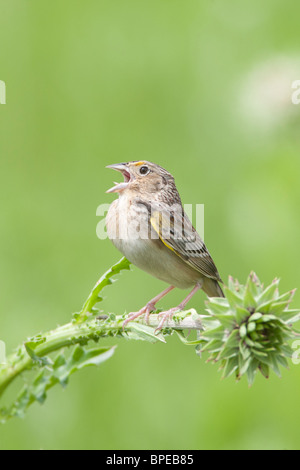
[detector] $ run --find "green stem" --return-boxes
[0,311,202,400]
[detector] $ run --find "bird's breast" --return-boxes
[106,197,152,244]
[106,197,201,289]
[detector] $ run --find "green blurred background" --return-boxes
[1,0,300,450]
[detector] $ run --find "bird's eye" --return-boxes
[139,166,149,175]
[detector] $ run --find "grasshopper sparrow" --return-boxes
[106,161,224,331]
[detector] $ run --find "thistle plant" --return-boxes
[0,260,299,423]
[200,273,299,384]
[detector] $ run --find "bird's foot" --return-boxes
[154,306,181,334]
[122,302,155,330]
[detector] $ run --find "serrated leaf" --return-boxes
[127,323,166,343]
[24,341,52,366]
[2,345,116,422]
[53,354,66,369]
[175,331,202,346]
[77,257,131,322]
[53,345,116,385]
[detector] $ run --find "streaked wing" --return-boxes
[150,205,221,281]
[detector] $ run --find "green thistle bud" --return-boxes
[200,272,300,385]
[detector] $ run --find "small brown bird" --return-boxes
[106,161,224,331]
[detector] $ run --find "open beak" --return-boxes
[106,163,131,193]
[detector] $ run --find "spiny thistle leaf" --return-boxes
[126,323,166,343]
[200,272,300,385]
[74,257,131,322]
[0,345,116,422]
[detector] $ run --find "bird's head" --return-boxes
[106,161,180,203]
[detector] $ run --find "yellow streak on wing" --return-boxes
[150,213,176,253]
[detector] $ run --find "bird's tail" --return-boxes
[202,278,225,298]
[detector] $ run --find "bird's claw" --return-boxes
[122,303,155,330]
[154,307,181,334]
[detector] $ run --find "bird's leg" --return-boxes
[122,285,175,329]
[155,282,202,333]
